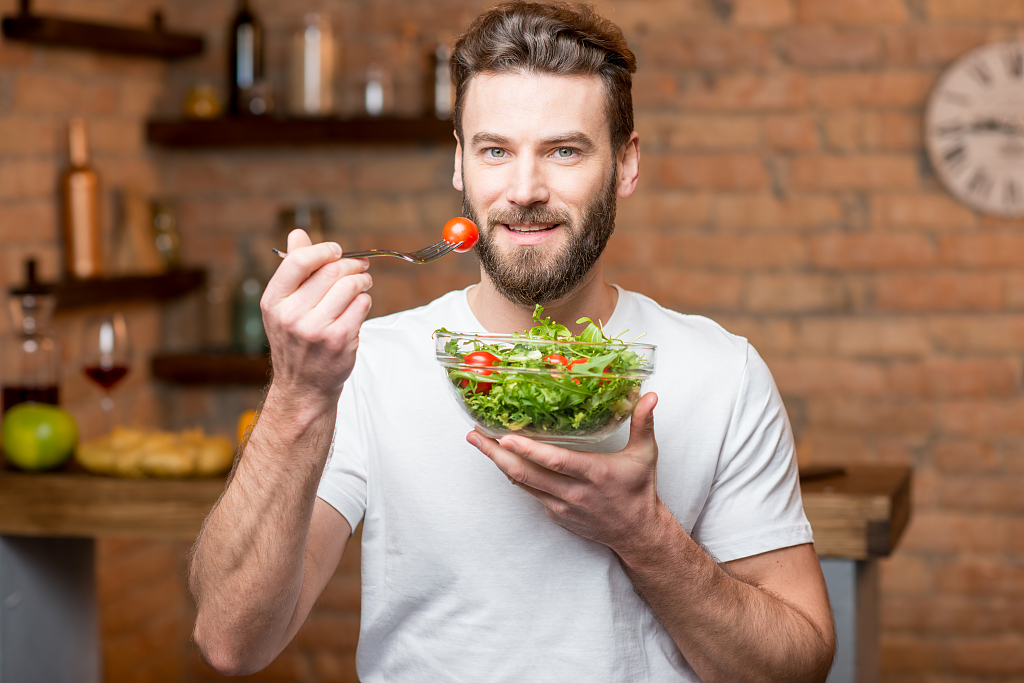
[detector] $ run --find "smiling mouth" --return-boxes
[504,224,559,234]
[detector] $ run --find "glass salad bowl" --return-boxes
[435,332,657,445]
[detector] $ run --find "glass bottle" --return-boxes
[228,0,264,117]
[2,261,60,414]
[231,241,269,355]
[289,13,334,116]
[60,118,102,279]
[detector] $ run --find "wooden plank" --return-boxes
[1,12,203,60]
[146,117,457,148]
[151,352,271,385]
[802,465,911,560]
[53,269,206,311]
[0,473,225,539]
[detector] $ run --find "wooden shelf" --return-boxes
[801,465,910,560]
[151,351,271,385]
[1,3,203,60]
[146,116,456,148]
[53,269,206,312]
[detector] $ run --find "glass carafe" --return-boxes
[2,261,60,413]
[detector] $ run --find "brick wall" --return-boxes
[3,0,1024,680]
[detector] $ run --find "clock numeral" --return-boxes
[1007,49,1024,78]
[942,145,967,169]
[970,62,993,86]
[967,169,994,199]
[1005,180,1022,207]
[942,92,972,106]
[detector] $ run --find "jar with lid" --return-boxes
[2,261,61,413]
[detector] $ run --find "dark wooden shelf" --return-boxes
[53,269,206,312]
[146,116,456,148]
[151,351,271,385]
[1,3,203,60]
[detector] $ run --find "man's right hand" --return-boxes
[261,229,373,401]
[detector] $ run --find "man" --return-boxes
[190,3,836,681]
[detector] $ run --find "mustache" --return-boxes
[487,206,572,228]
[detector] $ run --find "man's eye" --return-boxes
[555,147,575,158]
[487,148,507,158]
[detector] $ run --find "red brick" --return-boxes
[715,192,842,230]
[745,273,846,312]
[794,430,871,465]
[0,117,59,154]
[872,273,1004,312]
[809,233,937,270]
[883,26,990,65]
[617,191,710,227]
[645,30,771,69]
[631,72,681,108]
[592,0,711,31]
[933,439,1001,473]
[936,558,1024,596]
[824,112,922,151]
[948,635,1024,675]
[887,358,1020,397]
[658,154,769,190]
[937,475,1024,513]
[938,233,1024,267]
[313,652,360,683]
[872,193,979,230]
[879,555,933,595]
[655,233,808,269]
[804,397,933,434]
[637,114,761,151]
[0,201,58,243]
[798,317,931,357]
[883,595,1024,635]
[769,357,886,395]
[649,270,745,311]
[714,316,797,354]
[879,635,948,672]
[352,154,451,192]
[0,40,32,66]
[777,26,882,67]
[102,573,182,635]
[798,0,910,23]
[97,540,181,603]
[681,72,808,111]
[809,72,935,108]
[0,159,58,200]
[901,512,1009,554]
[764,114,818,151]
[926,0,1024,21]
[941,398,1024,437]
[316,574,361,613]
[733,0,796,26]
[14,73,118,114]
[789,155,919,190]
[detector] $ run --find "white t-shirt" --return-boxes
[317,286,812,682]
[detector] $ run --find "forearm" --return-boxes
[616,507,833,683]
[189,383,338,673]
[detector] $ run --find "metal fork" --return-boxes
[272,240,462,264]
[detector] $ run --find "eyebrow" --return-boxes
[469,131,598,152]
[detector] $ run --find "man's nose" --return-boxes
[505,157,550,206]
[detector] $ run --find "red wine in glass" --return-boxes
[84,365,129,390]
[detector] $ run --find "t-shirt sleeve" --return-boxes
[689,343,813,563]
[316,369,370,536]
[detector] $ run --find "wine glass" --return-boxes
[82,312,131,433]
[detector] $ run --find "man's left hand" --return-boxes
[467,392,663,554]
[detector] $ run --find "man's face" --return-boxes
[454,72,624,306]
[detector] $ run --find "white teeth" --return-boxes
[507,225,555,234]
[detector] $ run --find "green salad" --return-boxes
[435,306,652,438]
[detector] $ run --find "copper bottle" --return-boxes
[61,118,102,279]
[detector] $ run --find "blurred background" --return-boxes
[1,0,1023,681]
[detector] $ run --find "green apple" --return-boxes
[1,403,78,472]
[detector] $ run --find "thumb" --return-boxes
[625,391,658,452]
[287,228,315,251]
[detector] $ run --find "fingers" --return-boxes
[469,432,585,495]
[624,392,658,452]
[265,239,344,302]
[286,228,314,252]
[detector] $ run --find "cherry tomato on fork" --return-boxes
[442,217,479,253]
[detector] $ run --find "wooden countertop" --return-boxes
[0,466,910,560]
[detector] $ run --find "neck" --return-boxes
[467,258,618,335]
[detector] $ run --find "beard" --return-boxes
[463,166,618,307]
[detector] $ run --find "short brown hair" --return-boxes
[451,2,637,151]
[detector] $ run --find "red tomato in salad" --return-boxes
[442,217,479,253]
[544,354,587,383]
[460,350,498,394]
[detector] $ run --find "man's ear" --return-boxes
[453,131,464,191]
[616,131,640,199]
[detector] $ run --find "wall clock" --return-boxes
[924,41,1024,217]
